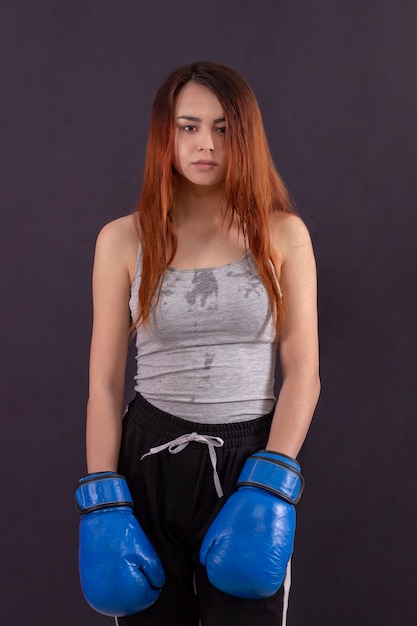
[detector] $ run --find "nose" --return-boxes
[198,128,215,151]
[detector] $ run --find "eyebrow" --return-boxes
[176,115,225,124]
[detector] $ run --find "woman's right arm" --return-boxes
[85,218,136,473]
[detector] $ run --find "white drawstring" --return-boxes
[141,432,225,498]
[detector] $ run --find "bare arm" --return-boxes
[86,217,137,473]
[266,213,321,458]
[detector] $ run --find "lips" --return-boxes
[193,160,217,165]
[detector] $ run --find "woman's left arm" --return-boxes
[267,213,321,458]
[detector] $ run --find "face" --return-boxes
[173,82,227,189]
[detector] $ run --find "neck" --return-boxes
[174,178,227,226]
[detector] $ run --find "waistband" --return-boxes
[126,392,274,449]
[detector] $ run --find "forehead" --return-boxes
[175,82,224,118]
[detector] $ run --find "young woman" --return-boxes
[75,61,320,626]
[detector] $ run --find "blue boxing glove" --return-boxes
[200,451,304,599]
[76,472,165,616]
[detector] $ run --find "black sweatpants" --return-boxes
[117,393,284,626]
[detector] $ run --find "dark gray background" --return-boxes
[1,1,416,624]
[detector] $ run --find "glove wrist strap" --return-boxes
[75,472,133,514]
[237,451,304,504]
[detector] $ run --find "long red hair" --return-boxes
[134,61,293,338]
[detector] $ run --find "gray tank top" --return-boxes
[129,248,277,423]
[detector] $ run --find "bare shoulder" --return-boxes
[269,211,313,260]
[95,214,139,279]
[97,214,138,248]
[96,214,138,254]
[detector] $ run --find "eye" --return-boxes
[182,125,196,132]
[216,126,226,134]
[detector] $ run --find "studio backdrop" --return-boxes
[1,1,416,625]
